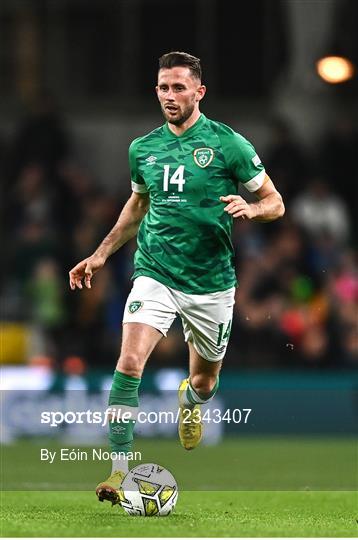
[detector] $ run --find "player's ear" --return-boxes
[155,85,160,98]
[196,85,206,102]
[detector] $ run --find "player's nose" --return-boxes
[165,87,176,100]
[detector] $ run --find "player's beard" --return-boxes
[161,102,195,126]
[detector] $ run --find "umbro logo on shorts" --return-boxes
[128,301,143,313]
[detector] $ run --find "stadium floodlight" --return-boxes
[316,55,355,84]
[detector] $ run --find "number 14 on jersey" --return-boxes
[163,165,186,192]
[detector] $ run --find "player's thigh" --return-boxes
[119,276,177,376]
[181,287,235,363]
[116,322,162,376]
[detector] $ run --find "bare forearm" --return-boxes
[221,177,285,222]
[94,194,149,260]
[250,192,285,222]
[94,218,138,259]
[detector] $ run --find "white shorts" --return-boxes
[122,276,235,362]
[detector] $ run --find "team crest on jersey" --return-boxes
[128,301,143,314]
[193,148,214,168]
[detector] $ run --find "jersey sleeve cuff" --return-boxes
[131,180,148,193]
[242,169,266,192]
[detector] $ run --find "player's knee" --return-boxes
[116,353,144,378]
[191,373,217,396]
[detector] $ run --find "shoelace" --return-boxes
[110,471,124,483]
[183,412,200,437]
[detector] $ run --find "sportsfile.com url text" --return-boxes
[41,408,252,427]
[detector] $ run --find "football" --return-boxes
[118,463,178,516]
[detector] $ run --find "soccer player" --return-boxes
[69,51,285,505]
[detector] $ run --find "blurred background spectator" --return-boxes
[0,0,357,374]
[291,178,350,244]
[8,91,70,183]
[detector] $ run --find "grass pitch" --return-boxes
[1,437,357,537]
[1,490,356,537]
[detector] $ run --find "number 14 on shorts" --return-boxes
[217,320,232,346]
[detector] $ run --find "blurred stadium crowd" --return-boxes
[1,98,357,373]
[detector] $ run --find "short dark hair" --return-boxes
[158,51,202,81]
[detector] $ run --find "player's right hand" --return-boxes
[69,254,106,290]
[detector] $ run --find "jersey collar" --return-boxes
[163,113,206,139]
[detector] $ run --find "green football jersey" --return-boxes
[129,114,265,294]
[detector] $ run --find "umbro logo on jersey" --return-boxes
[145,155,157,165]
[193,147,214,168]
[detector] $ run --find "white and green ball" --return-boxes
[119,463,178,517]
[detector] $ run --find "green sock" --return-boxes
[186,376,219,405]
[108,370,141,454]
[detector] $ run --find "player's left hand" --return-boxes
[220,195,257,219]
